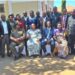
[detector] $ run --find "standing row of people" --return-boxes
[0,6,75,60]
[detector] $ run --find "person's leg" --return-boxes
[18,45,24,57]
[6,35,11,56]
[1,36,6,57]
[0,39,2,55]
[40,39,46,56]
[10,43,19,60]
[25,39,28,56]
[40,45,46,56]
[68,35,74,54]
[45,44,51,55]
[51,40,55,53]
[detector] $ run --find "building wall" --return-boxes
[0,1,38,18]
[12,1,38,16]
[0,0,54,18]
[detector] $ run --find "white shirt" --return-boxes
[24,17,27,21]
[2,21,8,34]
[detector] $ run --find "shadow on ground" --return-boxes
[0,55,75,75]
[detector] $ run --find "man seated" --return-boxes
[10,24,25,60]
[41,21,55,56]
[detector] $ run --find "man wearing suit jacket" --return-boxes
[0,21,4,56]
[0,14,11,57]
[22,12,29,56]
[61,9,70,29]
[22,11,29,30]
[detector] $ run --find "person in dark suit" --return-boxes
[35,11,41,28]
[22,11,29,30]
[22,12,29,56]
[67,10,75,54]
[0,21,4,56]
[29,10,36,27]
[41,21,55,56]
[0,14,11,57]
[51,7,61,28]
[61,9,70,29]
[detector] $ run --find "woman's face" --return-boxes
[31,24,36,30]
[46,21,51,27]
[16,15,21,21]
[57,23,62,29]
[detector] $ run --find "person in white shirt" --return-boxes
[0,14,11,58]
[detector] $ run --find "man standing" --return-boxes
[68,10,75,54]
[22,11,29,30]
[0,14,11,57]
[51,7,61,28]
[61,9,69,29]
[0,20,3,55]
[29,10,36,26]
[35,11,41,28]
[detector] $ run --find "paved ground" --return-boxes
[0,55,75,75]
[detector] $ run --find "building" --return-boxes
[0,0,75,18]
[0,0,54,18]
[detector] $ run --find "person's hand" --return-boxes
[36,40,40,44]
[37,40,40,43]
[14,38,20,44]
[17,37,24,42]
[47,40,50,44]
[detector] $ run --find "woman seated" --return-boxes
[26,23,42,57]
[41,21,55,56]
[10,24,25,60]
[54,23,69,58]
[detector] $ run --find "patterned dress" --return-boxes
[54,29,68,58]
[27,29,42,56]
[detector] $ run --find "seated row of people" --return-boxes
[9,21,69,60]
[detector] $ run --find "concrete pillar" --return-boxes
[4,1,9,17]
[8,0,13,14]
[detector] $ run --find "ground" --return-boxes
[0,55,75,75]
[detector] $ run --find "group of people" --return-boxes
[0,6,75,60]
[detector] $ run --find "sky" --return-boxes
[54,0,75,7]
[0,0,75,6]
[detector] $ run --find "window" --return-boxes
[0,4,4,13]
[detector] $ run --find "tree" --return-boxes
[61,0,66,12]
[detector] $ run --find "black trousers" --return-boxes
[40,42,55,55]
[0,39,2,55]
[25,39,28,56]
[68,34,75,54]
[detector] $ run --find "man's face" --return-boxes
[1,15,6,21]
[53,7,57,13]
[42,12,46,17]
[72,12,75,16]
[36,12,40,17]
[47,21,51,27]
[30,11,34,17]
[24,12,27,17]
[9,16,13,21]
[63,9,67,15]
[63,11,67,15]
